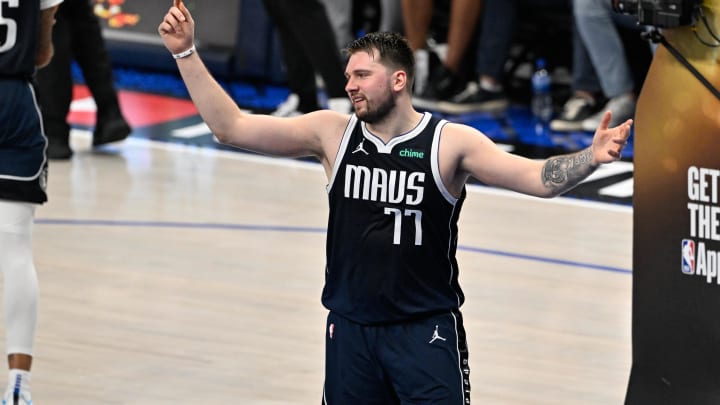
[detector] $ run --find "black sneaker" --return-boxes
[45,121,73,160]
[47,138,73,160]
[413,58,466,111]
[549,95,601,132]
[433,82,508,114]
[93,114,131,147]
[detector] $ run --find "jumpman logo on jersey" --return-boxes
[429,325,447,344]
[352,139,369,155]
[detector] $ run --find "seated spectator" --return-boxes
[430,0,526,114]
[548,25,606,132]
[431,0,572,115]
[322,0,404,48]
[402,0,483,108]
[551,0,643,132]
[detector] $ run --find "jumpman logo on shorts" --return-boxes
[352,139,369,155]
[429,325,447,344]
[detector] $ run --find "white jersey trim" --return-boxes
[447,201,462,307]
[431,119,458,205]
[450,312,469,404]
[41,0,63,10]
[360,112,432,154]
[326,114,358,194]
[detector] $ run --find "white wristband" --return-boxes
[172,44,196,59]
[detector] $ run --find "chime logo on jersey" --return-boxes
[682,239,695,274]
[344,164,425,205]
[399,148,424,159]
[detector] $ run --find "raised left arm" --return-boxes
[445,111,633,198]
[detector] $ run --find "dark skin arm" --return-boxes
[36,5,60,68]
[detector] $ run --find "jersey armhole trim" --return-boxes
[431,119,458,205]
[326,114,358,194]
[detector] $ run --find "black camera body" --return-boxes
[612,0,700,28]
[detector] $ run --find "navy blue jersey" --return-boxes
[0,0,40,79]
[322,112,467,325]
[0,0,49,203]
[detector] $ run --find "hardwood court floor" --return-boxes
[22,132,632,404]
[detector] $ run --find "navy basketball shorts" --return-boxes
[0,80,48,204]
[323,310,471,405]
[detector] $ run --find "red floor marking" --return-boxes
[67,85,198,128]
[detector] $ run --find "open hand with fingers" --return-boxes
[158,0,195,56]
[591,110,633,164]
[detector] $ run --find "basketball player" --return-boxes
[0,0,62,403]
[159,3,632,403]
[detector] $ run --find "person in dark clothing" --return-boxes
[261,0,351,116]
[36,0,131,160]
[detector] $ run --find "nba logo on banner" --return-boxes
[681,239,695,275]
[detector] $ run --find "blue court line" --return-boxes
[35,218,632,275]
[458,245,632,275]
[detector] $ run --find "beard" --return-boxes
[356,91,396,124]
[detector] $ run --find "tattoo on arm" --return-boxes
[541,148,598,195]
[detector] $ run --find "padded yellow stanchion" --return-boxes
[626,2,720,403]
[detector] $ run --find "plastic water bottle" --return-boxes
[531,58,553,124]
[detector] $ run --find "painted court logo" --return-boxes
[682,239,695,274]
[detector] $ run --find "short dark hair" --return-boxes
[345,32,415,90]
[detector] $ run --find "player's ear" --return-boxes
[392,70,407,92]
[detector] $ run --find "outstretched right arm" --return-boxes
[157,2,347,162]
